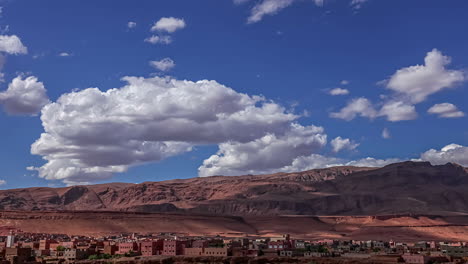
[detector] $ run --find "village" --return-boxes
[0,228,467,264]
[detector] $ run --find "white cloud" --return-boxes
[313,0,324,6]
[127,21,137,29]
[0,35,27,54]
[0,25,10,35]
[428,103,465,118]
[151,17,186,33]
[386,49,465,104]
[330,97,377,121]
[350,0,369,10]
[379,100,418,122]
[382,128,391,139]
[201,141,468,176]
[233,0,251,4]
[59,52,71,57]
[420,144,468,166]
[144,35,172,45]
[332,49,465,123]
[276,154,343,173]
[0,180,6,186]
[0,76,50,115]
[330,137,358,153]
[345,157,401,167]
[149,58,175,72]
[245,0,326,24]
[247,0,295,24]
[340,80,350,85]
[198,123,327,177]
[268,155,399,173]
[0,53,5,70]
[31,76,298,184]
[332,98,417,122]
[329,87,349,96]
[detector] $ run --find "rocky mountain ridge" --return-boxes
[0,161,467,216]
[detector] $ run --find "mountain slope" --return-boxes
[0,162,467,216]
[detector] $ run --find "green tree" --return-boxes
[88,254,99,260]
[56,246,66,251]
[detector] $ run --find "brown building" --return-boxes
[103,245,117,255]
[162,241,187,256]
[191,240,209,248]
[59,242,74,249]
[49,244,60,252]
[63,249,88,262]
[117,242,139,255]
[268,241,291,250]
[32,249,50,257]
[184,248,203,256]
[19,243,38,250]
[39,240,56,251]
[203,247,228,257]
[139,241,163,256]
[5,247,32,264]
[402,254,430,264]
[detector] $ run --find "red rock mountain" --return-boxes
[1,161,467,216]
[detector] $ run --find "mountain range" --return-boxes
[1,161,467,216]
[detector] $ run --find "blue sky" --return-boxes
[0,0,467,188]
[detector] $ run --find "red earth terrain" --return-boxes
[0,161,467,241]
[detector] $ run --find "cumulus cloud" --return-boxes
[166,142,468,177]
[333,49,465,122]
[427,103,465,118]
[149,58,175,72]
[30,76,299,185]
[144,35,172,45]
[330,97,377,121]
[198,123,327,177]
[277,154,342,173]
[151,17,186,33]
[329,88,349,96]
[330,137,359,153]
[0,76,50,115]
[262,155,399,174]
[127,21,137,29]
[331,50,467,123]
[0,180,6,186]
[420,144,468,166]
[332,98,417,122]
[225,140,468,177]
[379,100,418,122]
[58,52,71,57]
[386,49,465,104]
[340,80,350,85]
[382,128,391,139]
[0,35,27,54]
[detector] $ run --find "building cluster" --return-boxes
[0,229,467,264]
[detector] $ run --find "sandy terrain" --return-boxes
[1,211,467,241]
